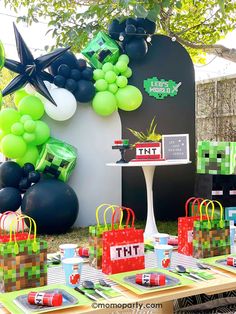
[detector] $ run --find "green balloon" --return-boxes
[93,69,105,81]
[123,67,132,78]
[31,121,50,146]
[92,91,117,116]
[0,130,5,142]
[16,145,39,167]
[108,83,118,94]
[115,61,127,73]
[18,95,45,120]
[104,71,117,84]
[95,79,108,91]
[0,108,21,133]
[116,76,128,88]
[102,63,114,73]
[113,66,120,75]
[118,54,129,64]
[0,41,5,70]
[14,89,29,107]
[24,120,36,133]
[11,122,24,136]
[1,134,27,158]
[116,85,143,111]
[20,115,32,123]
[23,132,36,143]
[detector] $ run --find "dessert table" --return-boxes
[107,160,191,239]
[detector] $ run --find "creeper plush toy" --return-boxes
[197,141,236,175]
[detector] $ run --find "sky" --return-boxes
[0,3,236,81]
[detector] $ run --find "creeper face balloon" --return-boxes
[197,141,236,175]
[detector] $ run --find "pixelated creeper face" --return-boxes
[197,141,236,175]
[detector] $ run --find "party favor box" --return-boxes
[197,141,236,175]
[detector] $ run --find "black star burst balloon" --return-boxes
[2,24,70,106]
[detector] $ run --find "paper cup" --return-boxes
[62,257,83,287]
[230,226,236,246]
[153,233,170,245]
[59,244,77,260]
[154,244,173,269]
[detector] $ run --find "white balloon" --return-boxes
[44,88,77,121]
[25,83,37,95]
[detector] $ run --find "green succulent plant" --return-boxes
[127,117,162,143]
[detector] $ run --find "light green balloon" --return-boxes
[14,89,29,107]
[116,76,128,88]
[105,71,117,84]
[118,54,129,64]
[113,66,120,75]
[0,108,21,133]
[115,61,128,73]
[20,115,32,123]
[23,132,36,143]
[18,95,45,120]
[93,69,105,81]
[123,67,132,78]
[116,85,143,111]
[16,145,39,167]
[102,63,114,73]
[92,91,117,116]
[1,134,27,158]
[108,83,118,94]
[11,122,24,136]
[24,120,36,133]
[31,121,50,146]
[95,79,108,91]
[0,41,5,70]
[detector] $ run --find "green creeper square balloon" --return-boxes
[36,137,77,182]
[82,31,120,69]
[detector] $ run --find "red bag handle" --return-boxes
[185,197,206,217]
[111,206,135,230]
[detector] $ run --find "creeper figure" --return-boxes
[197,141,236,175]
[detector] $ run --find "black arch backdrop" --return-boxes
[119,35,195,221]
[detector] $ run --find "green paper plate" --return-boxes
[0,284,91,314]
[201,254,236,274]
[109,268,193,295]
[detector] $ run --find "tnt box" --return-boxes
[135,142,162,160]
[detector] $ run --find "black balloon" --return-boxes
[125,24,136,34]
[28,171,40,184]
[19,177,31,192]
[54,75,66,88]
[126,18,137,26]
[21,179,79,234]
[81,68,93,81]
[75,80,96,103]
[125,38,148,60]
[70,69,81,80]
[109,19,126,40]
[57,64,71,77]
[76,59,87,71]
[65,79,77,92]
[22,163,35,176]
[143,18,156,34]
[49,50,78,76]
[2,24,70,106]
[0,161,23,188]
[0,187,22,213]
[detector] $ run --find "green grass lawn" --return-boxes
[42,220,178,253]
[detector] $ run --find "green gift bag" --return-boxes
[0,214,47,292]
[89,204,123,269]
[193,200,230,259]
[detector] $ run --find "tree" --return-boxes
[3,0,236,63]
[0,68,15,108]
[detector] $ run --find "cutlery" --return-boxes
[74,287,98,301]
[82,280,110,300]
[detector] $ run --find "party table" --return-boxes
[107,160,191,239]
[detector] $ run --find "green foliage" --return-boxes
[0,68,15,108]
[128,117,162,142]
[3,0,235,63]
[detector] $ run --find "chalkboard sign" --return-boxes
[162,134,189,161]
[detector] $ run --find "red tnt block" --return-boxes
[135,142,162,160]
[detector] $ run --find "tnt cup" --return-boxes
[62,257,83,288]
[59,244,77,260]
[153,233,169,245]
[154,244,173,270]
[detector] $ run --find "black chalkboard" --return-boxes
[162,134,189,160]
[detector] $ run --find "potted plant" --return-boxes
[127,117,163,160]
